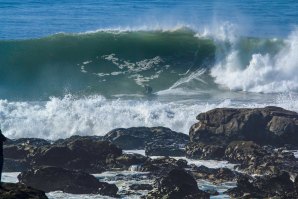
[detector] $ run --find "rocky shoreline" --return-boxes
[1,106,298,198]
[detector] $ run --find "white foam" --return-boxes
[211,29,298,93]
[2,172,20,183]
[1,94,297,140]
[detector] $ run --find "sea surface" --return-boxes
[1,1,298,198]
[0,0,298,140]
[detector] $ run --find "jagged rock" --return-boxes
[226,172,298,198]
[3,158,30,172]
[140,157,188,173]
[144,169,210,199]
[145,143,185,157]
[191,165,239,184]
[186,142,225,160]
[18,166,118,196]
[31,137,122,173]
[104,127,189,150]
[189,106,298,147]
[129,184,153,191]
[0,182,48,199]
[225,141,298,175]
[113,153,148,169]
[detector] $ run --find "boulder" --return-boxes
[189,106,298,147]
[144,169,209,199]
[18,166,118,196]
[226,172,298,198]
[140,157,188,173]
[145,143,185,157]
[129,184,153,191]
[0,182,48,199]
[104,127,189,150]
[3,158,30,172]
[191,165,239,184]
[225,141,298,175]
[31,137,122,173]
[186,142,225,160]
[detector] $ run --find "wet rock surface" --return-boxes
[104,127,188,151]
[189,106,298,147]
[0,182,48,199]
[18,166,118,196]
[191,165,239,184]
[144,169,210,199]
[31,137,122,173]
[225,172,298,198]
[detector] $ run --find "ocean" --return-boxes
[0,0,298,140]
[1,1,298,198]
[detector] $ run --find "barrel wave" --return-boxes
[0,28,297,100]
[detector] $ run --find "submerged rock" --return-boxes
[144,169,210,199]
[18,166,118,196]
[129,184,153,191]
[0,182,48,199]
[189,106,298,147]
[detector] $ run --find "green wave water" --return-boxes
[0,28,293,100]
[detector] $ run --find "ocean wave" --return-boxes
[0,26,297,100]
[0,94,297,139]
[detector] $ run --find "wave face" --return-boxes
[0,28,298,100]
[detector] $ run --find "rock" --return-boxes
[226,172,298,198]
[145,143,185,157]
[140,157,188,173]
[129,184,153,191]
[114,153,148,169]
[3,158,30,172]
[191,165,239,184]
[104,127,189,150]
[189,106,298,147]
[18,166,118,196]
[225,141,298,175]
[144,169,210,199]
[32,137,122,173]
[186,142,225,160]
[3,138,50,172]
[0,182,48,199]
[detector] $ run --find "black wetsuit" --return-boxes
[0,130,7,182]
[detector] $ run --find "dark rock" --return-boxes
[205,189,219,196]
[0,182,48,199]
[145,143,185,157]
[186,142,225,160]
[129,184,153,191]
[104,127,189,150]
[4,138,50,147]
[3,158,30,172]
[140,157,188,173]
[226,172,298,198]
[191,165,239,184]
[225,141,298,175]
[114,153,148,169]
[189,106,298,147]
[32,137,122,173]
[144,169,210,199]
[18,166,118,196]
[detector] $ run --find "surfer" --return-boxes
[0,129,7,183]
[144,85,153,95]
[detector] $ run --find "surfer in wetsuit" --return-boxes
[144,85,153,95]
[0,129,7,183]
